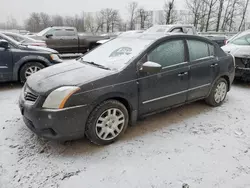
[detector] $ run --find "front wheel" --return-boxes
[205,78,228,107]
[85,100,129,145]
[19,62,45,83]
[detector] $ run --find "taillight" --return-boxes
[224,40,228,45]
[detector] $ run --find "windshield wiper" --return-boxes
[80,59,111,70]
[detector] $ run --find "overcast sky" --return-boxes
[0,0,185,24]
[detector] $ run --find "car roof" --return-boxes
[50,26,75,30]
[118,32,211,43]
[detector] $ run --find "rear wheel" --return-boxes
[85,100,129,145]
[205,78,228,107]
[20,62,45,83]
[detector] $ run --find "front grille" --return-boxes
[24,87,38,102]
[235,57,250,68]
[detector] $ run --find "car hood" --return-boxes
[26,60,114,95]
[20,45,57,53]
[221,43,250,58]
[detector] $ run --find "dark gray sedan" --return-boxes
[19,33,235,145]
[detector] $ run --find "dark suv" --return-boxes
[0,33,62,83]
[19,34,235,145]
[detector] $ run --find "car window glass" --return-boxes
[7,35,22,42]
[231,34,250,45]
[65,29,76,36]
[186,27,193,34]
[171,28,183,33]
[187,40,210,61]
[45,29,55,36]
[54,29,64,36]
[148,40,185,67]
[208,44,215,56]
[54,29,75,36]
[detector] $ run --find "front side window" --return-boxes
[148,40,185,67]
[187,40,210,61]
[231,34,250,45]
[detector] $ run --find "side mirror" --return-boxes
[0,40,9,49]
[46,34,53,38]
[140,61,162,73]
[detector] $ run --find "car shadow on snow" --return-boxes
[18,100,213,158]
[233,79,250,88]
[0,82,22,91]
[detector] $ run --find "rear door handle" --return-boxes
[178,72,188,77]
[210,63,218,68]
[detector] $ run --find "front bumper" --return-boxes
[19,91,90,141]
[235,67,250,78]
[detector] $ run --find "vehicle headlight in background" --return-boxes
[50,54,61,61]
[42,86,80,109]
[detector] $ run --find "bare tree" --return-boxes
[238,0,250,31]
[127,2,138,30]
[199,1,209,31]
[221,0,231,31]
[164,0,177,24]
[110,10,121,32]
[186,0,203,29]
[40,13,51,28]
[228,0,241,31]
[137,8,151,29]
[95,12,105,33]
[51,15,64,26]
[205,0,218,31]
[216,0,224,31]
[6,16,18,29]
[25,12,41,32]
[85,13,97,34]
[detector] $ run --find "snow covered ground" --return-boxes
[0,82,250,188]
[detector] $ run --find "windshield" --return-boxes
[37,28,51,36]
[145,25,172,33]
[4,33,36,43]
[231,34,250,46]
[80,37,153,70]
[0,33,20,46]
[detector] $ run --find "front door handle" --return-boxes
[178,72,188,77]
[210,63,218,68]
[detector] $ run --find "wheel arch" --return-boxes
[220,75,230,91]
[13,56,51,81]
[88,93,137,126]
[207,74,230,98]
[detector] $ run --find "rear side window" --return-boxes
[55,29,76,37]
[208,44,215,56]
[171,28,183,33]
[186,27,194,34]
[148,40,185,67]
[187,40,210,61]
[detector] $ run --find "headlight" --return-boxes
[50,54,61,61]
[42,86,80,109]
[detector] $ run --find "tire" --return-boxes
[89,43,99,50]
[205,78,228,107]
[19,62,45,83]
[85,100,129,145]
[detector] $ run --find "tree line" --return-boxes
[0,0,249,33]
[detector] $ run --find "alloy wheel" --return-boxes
[95,108,125,141]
